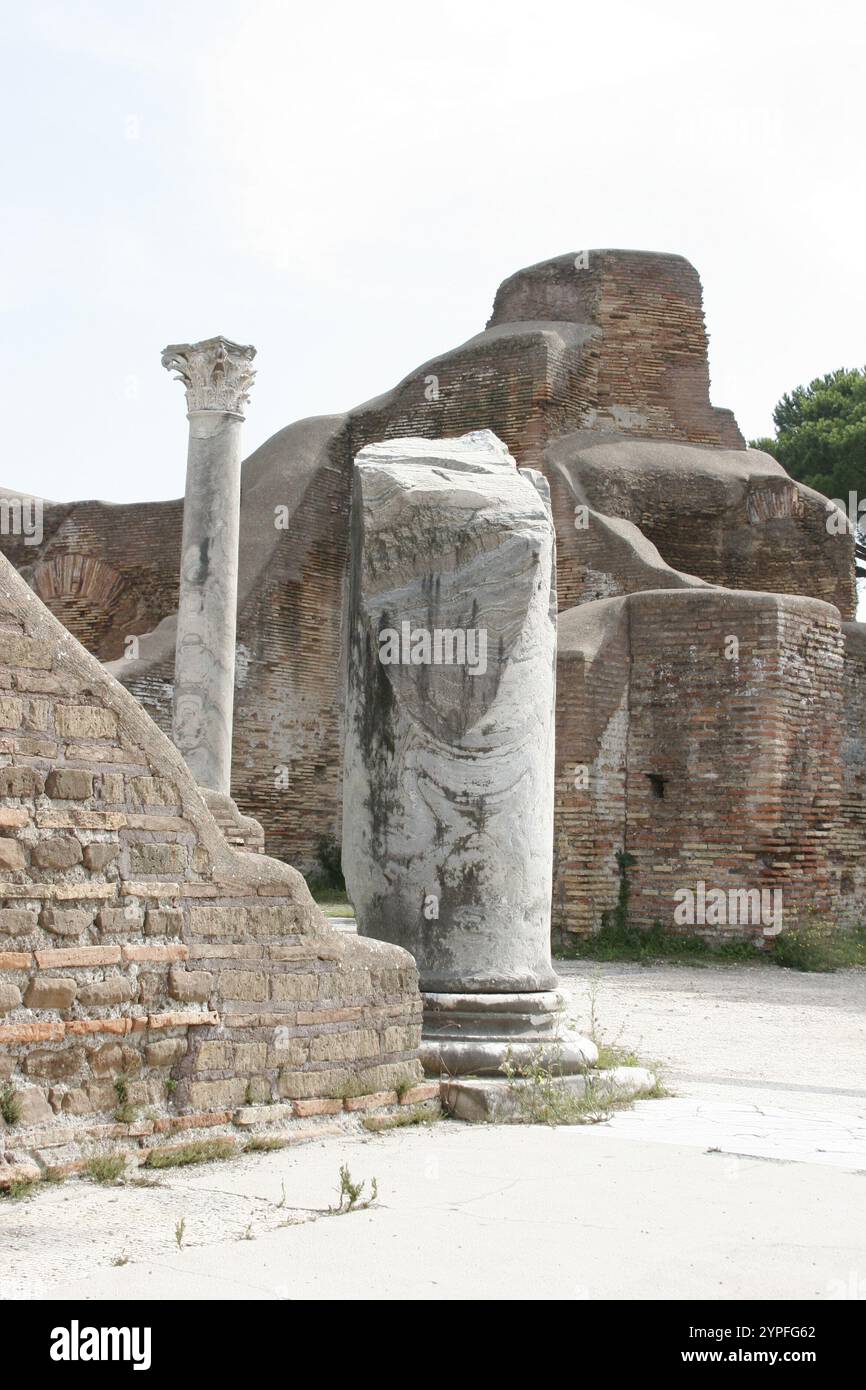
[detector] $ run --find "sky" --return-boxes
[2,0,865,503]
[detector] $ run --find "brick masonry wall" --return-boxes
[836,622,866,922]
[0,556,425,1187]
[0,249,857,894]
[553,603,629,936]
[554,590,844,941]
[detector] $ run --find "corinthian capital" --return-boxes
[161,336,257,416]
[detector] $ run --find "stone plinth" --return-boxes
[342,430,595,1075]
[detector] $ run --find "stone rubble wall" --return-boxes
[0,555,425,1188]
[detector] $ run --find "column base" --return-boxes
[419,990,598,1077]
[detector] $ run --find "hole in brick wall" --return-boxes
[646,773,667,799]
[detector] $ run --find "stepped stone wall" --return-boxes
[0,554,425,1189]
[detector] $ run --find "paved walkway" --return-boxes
[2,960,864,1300]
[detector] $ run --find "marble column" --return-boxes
[161,336,256,795]
[342,430,597,1076]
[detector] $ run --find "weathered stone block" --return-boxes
[83,843,120,872]
[39,908,93,937]
[58,1088,93,1115]
[54,705,118,740]
[98,772,124,802]
[187,1077,247,1109]
[25,699,50,731]
[0,839,27,870]
[383,1023,421,1053]
[0,766,44,797]
[309,1028,379,1063]
[0,980,22,1014]
[128,843,188,875]
[234,1042,268,1070]
[97,906,142,933]
[0,635,53,670]
[187,905,245,936]
[0,696,23,728]
[194,1041,232,1069]
[24,978,77,1010]
[277,1067,350,1100]
[45,769,94,800]
[128,776,179,807]
[267,1036,309,1067]
[145,908,183,937]
[77,977,137,1007]
[168,967,214,1004]
[32,837,83,870]
[317,968,371,1000]
[0,908,37,935]
[24,1047,82,1079]
[270,972,318,1003]
[145,1038,187,1067]
[218,970,268,1002]
[14,1087,54,1124]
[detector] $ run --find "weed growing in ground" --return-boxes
[331,1163,377,1213]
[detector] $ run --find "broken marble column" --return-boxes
[161,336,256,794]
[342,430,596,1075]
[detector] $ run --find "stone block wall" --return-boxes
[0,555,425,1188]
[553,589,844,940]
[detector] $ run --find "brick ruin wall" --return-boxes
[0,560,428,1188]
[0,249,862,939]
[554,605,629,935]
[554,591,845,941]
[836,622,866,920]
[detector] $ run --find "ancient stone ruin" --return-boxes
[0,553,427,1186]
[343,430,595,1079]
[1,247,863,948]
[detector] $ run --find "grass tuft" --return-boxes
[363,1105,441,1133]
[144,1137,236,1170]
[557,916,866,973]
[0,1084,22,1127]
[0,1177,39,1201]
[243,1137,288,1154]
[87,1154,126,1185]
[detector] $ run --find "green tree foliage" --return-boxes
[749,367,866,574]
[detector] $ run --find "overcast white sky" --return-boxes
[2,0,864,503]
